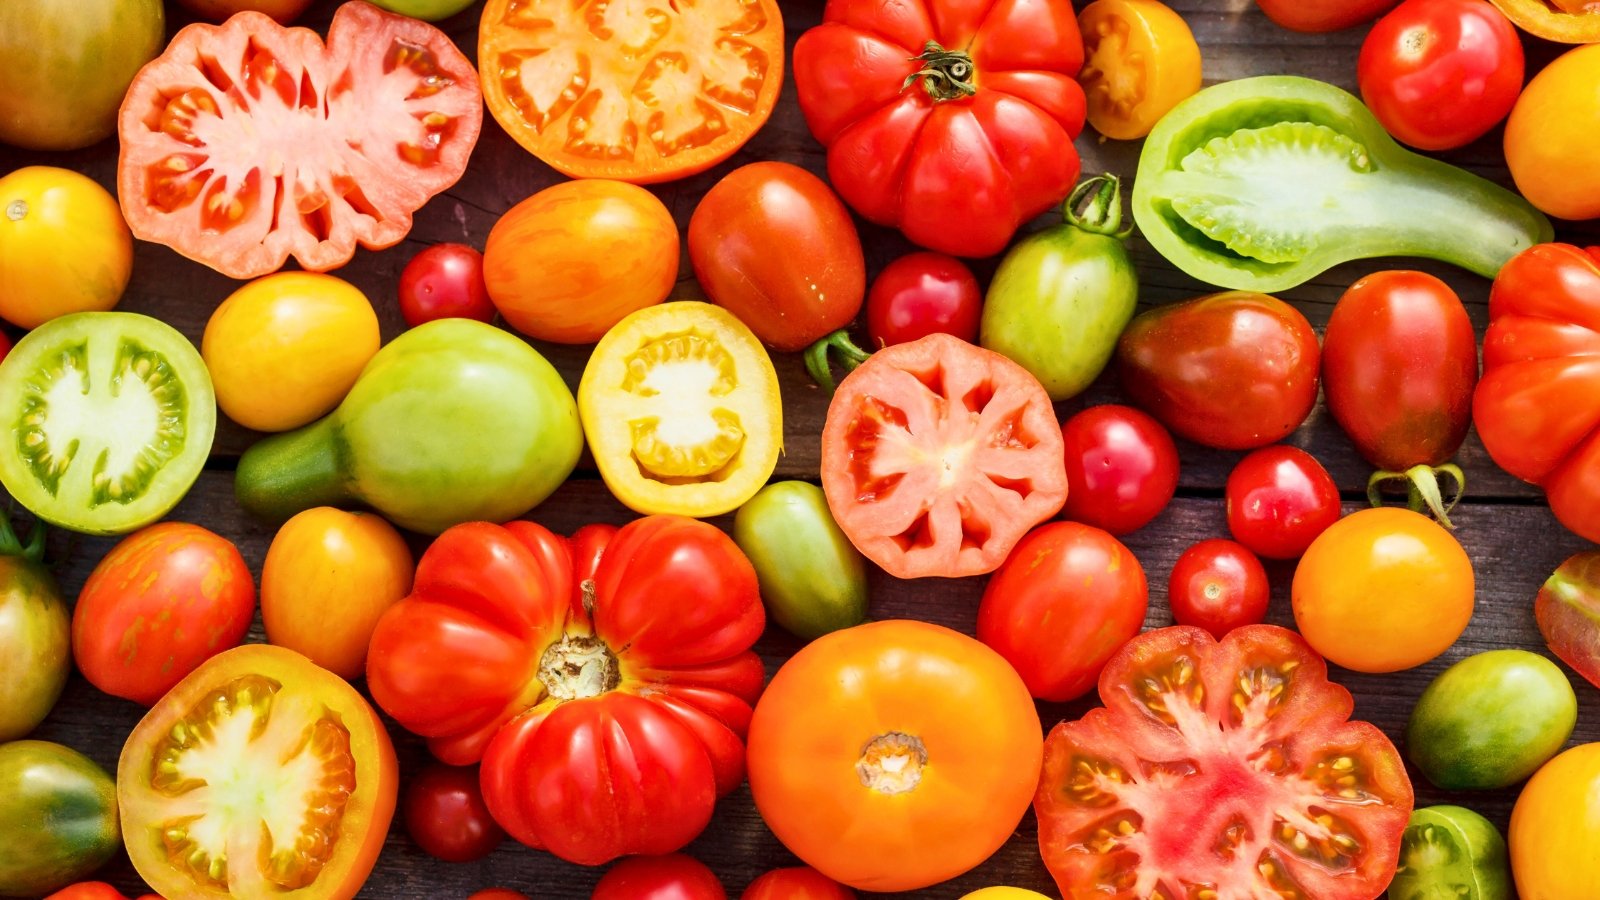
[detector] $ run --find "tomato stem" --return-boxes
[0,510,44,564]
[1366,463,1465,530]
[904,42,978,102]
[805,329,873,394]
[1064,174,1134,239]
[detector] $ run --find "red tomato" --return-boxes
[1035,625,1414,897]
[43,883,160,900]
[742,867,855,900]
[1256,0,1400,31]
[468,892,527,900]
[1225,446,1341,560]
[793,0,1086,257]
[402,764,504,863]
[72,522,254,706]
[820,333,1069,579]
[864,252,982,348]
[173,0,313,23]
[1357,0,1524,151]
[1168,539,1270,639]
[367,517,765,866]
[977,522,1149,702]
[592,855,727,900]
[688,162,865,352]
[1060,405,1179,536]
[116,4,482,279]
[397,244,495,328]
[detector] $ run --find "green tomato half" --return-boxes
[0,741,120,897]
[733,481,869,640]
[1390,805,1512,900]
[365,0,476,20]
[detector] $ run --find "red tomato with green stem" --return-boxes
[397,244,495,327]
[865,252,982,348]
[1226,446,1341,560]
[1168,539,1270,639]
[1256,0,1399,31]
[1060,405,1179,536]
[593,854,726,900]
[402,764,504,863]
[742,867,855,900]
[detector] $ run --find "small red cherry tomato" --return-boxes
[742,866,855,900]
[592,854,726,900]
[1226,446,1342,560]
[864,252,982,348]
[401,764,504,863]
[397,243,496,327]
[1168,539,1271,639]
[1060,405,1180,536]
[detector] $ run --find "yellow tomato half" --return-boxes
[0,166,132,328]
[1510,742,1600,899]
[201,272,380,432]
[1078,0,1202,140]
[1505,44,1600,221]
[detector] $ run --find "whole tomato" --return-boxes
[1256,0,1399,31]
[0,167,132,329]
[44,883,160,900]
[1168,539,1270,639]
[397,243,495,327]
[865,253,981,348]
[468,892,527,900]
[1225,446,1341,560]
[1510,743,1600,898]
[742,867,854,900]
[1116,292,1321,450]
[977,522,1149,702]
[592,855,726,900]
[402,764,504,863]
[173,0,312,21]
[1537,550,1600,691]
[72,522,254,706]
[1505,44,1600,221]
[1059,404,1179,535]
[689,162,865,352]
[0,516,70,742]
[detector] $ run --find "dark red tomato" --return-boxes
[397,243,496,328]
[1060,405,1180,536]
[864,252,982,348]
[467,891,527,900]
[0,331,10,365]
[592,854,727,900]
[976,522,1149,702]
[1168,539,1271,639]
[1358,0,1524,151]
[1256,0,1399,31]
[43,883,161,900]
[742,866,855,900]
[402,764,504,863]
[1226,446,1342,560]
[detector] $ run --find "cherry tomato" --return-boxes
[1226,446,1341,560]
[1060,405,1180,536]
[1168,539,1270,639]
[397,243,495,328]
[401,764,504,863]
[742,867,855,900]
[1358,0,1524,151]
[864,252,982,348]
[592,854,727,900]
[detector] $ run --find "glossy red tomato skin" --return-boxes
[592,854,727,900]
[741,867,855,900]
[1225,446,1342,560]
[864,252,982,347]
[401,764,504,863]
[1060,405,1180,536]
[1358,0,1524,151]
[467,891,527,900]
[43,884,160,900]
[1168,539,1271,639]
[397,243,495,328]
[1257,0,1399,31]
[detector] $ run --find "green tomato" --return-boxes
[733,481,868,640]
[0,521,69,742]
[980,175,1138,401]
[364,0,476,20]
[0,741,120,897]
[1405,649,1576,790]
[1390,805,1512,900]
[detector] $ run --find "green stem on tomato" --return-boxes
[903,42,977,102]
[0,510,45,564]
[1064,173,1134,239]
[1367,463,1466,530]
[805,329,873,394]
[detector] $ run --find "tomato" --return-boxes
[1116,292,1321,450]
[579,302,781,517]
[733,481,868,641]
[72,522,254,706]
[977,522,1148,702]
[0,517,70,741]
[173,0,312,22]
[1489,0,1600,41]
[484,180,679,344]
[402,765,504,863]
[1504,44,1600,221]
[1255,0,1400,31]
[0,741,120,897]
[44,883,161,900]
[117,3,482,279]
[366,0,474,20]
[1405,650,1576,790]
[0,0,163,150]
[793,0,1086,257]
[1059,404,1179,536]
[367,517,765,865]
[1391,806,1512,900]
[468,892,527,900]
[1510,743,1600,899]
[593,855,726,900]
[0,167,132,329]
[689,163,865,352]
[1292,507,1474,673]
[1035,625,1414,898]
[1536,550,1600,691]
[1078,0,1202,140]
[959,891,1049,900]
[747,620,1042,892]
[865,252,982,348]
[742,867,854,900]
[119,644,397,900]
[1225,446,1341,560]
[397,243,495,328]
[260,507,414,681]
[1167,538,1270,639]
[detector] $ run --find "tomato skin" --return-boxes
[402,764,504,863]
[1225,446,1341,560]
[0,167,132,329]
[741,867,855,900]
[959,891,1050,900]
[44,883,161,900]
[1536,550,1600,691]
[689,163,865,352]
[1059,405,1179,536]
[366,0,475,20]
[1504,44,1600,220]
[1256,0,1399,31]
[398,243,495,328]
[0,741,120,897]
[1078,0,1203,140]
[1509,743,1600,899]
[0,533,71,742]
[467,892,528,900]
[976,522,1149,702]
[592,855,727,900]
[1167,539,1270,639]
[173,0,312,22]
[733,481,868,640]
[865,252,982,348]
[72,522,255,706]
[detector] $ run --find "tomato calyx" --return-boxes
[1064,174,1135,240]
[805,329,874,394]
[0,512,45,565]
[857,732,928,794]
[536,630,620,702]
[1366,463,1465,530]
[904,42,978,102]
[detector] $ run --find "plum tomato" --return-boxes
[592,855,727,900]
[1167,538,1270,639]
[1078,0,1203,140]
[402,764,504,863]
[397,243,495,328]
[742,867,854,900]
[0,516,70,742]
[1225,445,1342,560]
[1536,549,1600,691]
[733,481,868,640]
[1509,742,1600,899]
[1391,806,1512,900]
[0,741,121,897]
[0,167,132,329]
[1060,404,1179,536]
[865,252,982,348]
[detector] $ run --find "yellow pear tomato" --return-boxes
[0,166,131,328]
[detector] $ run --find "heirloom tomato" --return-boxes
[396,243,495,327]
[0,167,132,329]
[733,481,868,640]
[1489,0,1600,41]
[865,253,982,348]
[1035,625,1413,899]
[119,645,397,900]
[0,741,120,898]
[1509,743,1600,899]
[73,522,255,706]
[1167,539,1270,639]
[1255,0,1399,31]
[0,517,70,742]
[44,883,161,900]
[1077,0,1202,140]
[1059,404,1179,536]
[1391,806,1512,900]
[116,2,483,279]
[742,867,854,900]
[402,765,504,863]
[1536,549,1600,690]
[976,522,1148,703]
[821,333,1068,579]
[1225,446,1341,560]
[593,855,726,900]
[173,0,313,23]
[367,517,765,866]
[1504,45,1600,221]
[747,621,1042,892]
[792,0,1086,257]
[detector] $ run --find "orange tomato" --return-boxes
[1078,0,1203,140]
[261,507,414,680]
[1504,43,1600,221]
[1509,742,1600,899]
[745,620,1042,893]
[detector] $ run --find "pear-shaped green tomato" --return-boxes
[0,519,69,742]
[0,741,120,896]
[235,320,582,534]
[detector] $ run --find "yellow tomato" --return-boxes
[1078,0,1202,140]
[202,272,380,431]
[1505,44,1600,221]
[1510,743,1600,899]
[260,507,414,680]
[960,890,1051,899]
[0,166,131,328]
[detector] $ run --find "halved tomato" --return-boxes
[1035,625,1414,899]
[116,2,483,280]
[118,644,398,900]
[820,332,1068,579]
[478,0,784,183]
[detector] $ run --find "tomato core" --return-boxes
[537,633,621,701]
[906,43,977,102]
[622,332,747,480]
[856,732,927,795]
[1081,16,1143,117]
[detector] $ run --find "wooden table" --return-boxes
[5,1,1598,897]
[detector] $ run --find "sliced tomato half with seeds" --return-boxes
[116,2,483,280]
